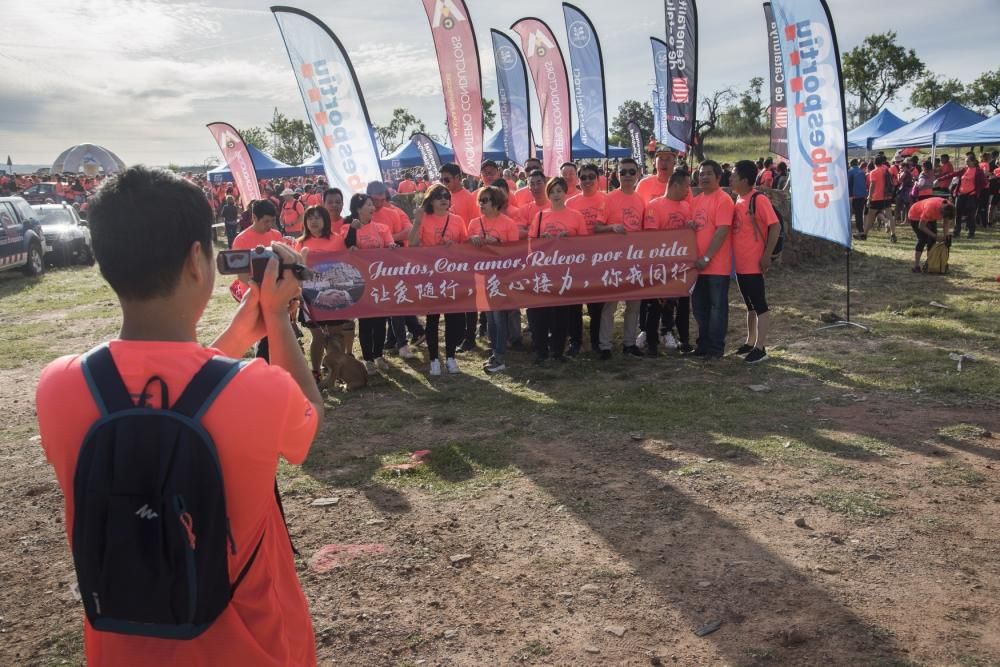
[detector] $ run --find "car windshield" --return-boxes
[37,209,74,225]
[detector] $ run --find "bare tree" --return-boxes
[692,88,735,162]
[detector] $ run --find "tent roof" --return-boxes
[847,109,907,150]
[51,143,126,174]
[207,144,305,183]
[935,113,1000,147]
[382,137,454,169]
[536,130,631,159]
[870,101,986,150]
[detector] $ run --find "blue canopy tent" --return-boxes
[382,137,454,169]
[871,101,986,154]
[847,109,906,151]
[482,130,510,161]
[207,144,305,184]
[935,113,1000,147]
[535,130,632,160]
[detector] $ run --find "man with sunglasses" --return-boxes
[595,158,646,359]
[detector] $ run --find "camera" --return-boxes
[217,245,312,285]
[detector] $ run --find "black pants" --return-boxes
[910,220,938,253]
[956,194,978,236]
[568,304,583,348]
[586,303,603,351]
[427,313,464,360]
[358,318,387,361]
[528,306,570,359]
[462,312,478,344]
[851,197,866,234]
[256,336,269,362]
[660,297,690,344]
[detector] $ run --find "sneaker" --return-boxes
[445,357,460,374]
[600,350,612,361]
[566,343,580,358]
[398,345,416,359]
[375,357,389,371]
[623,345,643,358]
[485,360,506,374]
[734,343,754,356]
[744,348,768,364]
[635,331,647,350]
[685,348,708,357]
[456,341,476,353]
[661,332,678,350]
[677,343,694,354]
[411,333,427,347]
[365,360,377,375]
[429,359,442,376]
[482,355,497,368]
[890,233,897,243]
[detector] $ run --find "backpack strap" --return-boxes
[171,356,246,421]
[81,345,134,416]
[748,191,765,243]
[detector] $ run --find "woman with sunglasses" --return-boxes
[468,186,521,374]
[296,205,348,382]
[344,193,395,374]
[526,177,585,364]
[409,183,469,376]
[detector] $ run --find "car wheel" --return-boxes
[80,244,96,266]
[23,242,45,276]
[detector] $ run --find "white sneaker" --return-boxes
[364,360,377,375]
[635,331,647,350]
[445,357,460,374]
[398,345,415,359]
[662,332,678,350]
[429,359,442,376]
[485,360,506,374]
[374,356,389,371]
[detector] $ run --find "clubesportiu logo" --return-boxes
[431,0,465,30]
[785,19,842,210]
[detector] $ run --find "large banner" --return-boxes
[302,230,698,320]
[664,0,698,146]
[626,120,644,163]
[770,0,851,247]
[420,0,483,177]
[490,29,532,167]
[650,38,687,152]
[271,7,382,197]
[206,122,261,206]
[511,17,572,177]
[411,132,443,182]
[561,3,607,157]
[763,3,789,158]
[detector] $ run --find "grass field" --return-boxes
[1,224,998,665]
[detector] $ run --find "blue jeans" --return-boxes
[487,310,510,362]
[692,275,730,356]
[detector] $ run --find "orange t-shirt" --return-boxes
[448,188,477,225]
[232,227,284,252]
[605,190,646,232]
[279,200,304,233]
[732,190,779,275]
[415,180,428,192]
[372,205,412,242]
[297,234,346,254]
[397,179,416,194]
[692,188,735,276]
[328,216,346,236]
[522,198,550,230]
[566,191,607,236]
[304,193,322,208]
[467,214,520,243]
[36,341,319,667]
[504,203,528,233]
[907,197,946,223]
[636,176,668,204]
[869,165,892,201]
[416,213,468,246]
[644,197,692,231]
[959,168,978,195]
[349,221,394,249]
[528,207,585,238]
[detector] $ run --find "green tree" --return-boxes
[373,108,428,156]
[909,74,966,113]
[842,32,925,123]
[265,108,318,165]
[609,99,654,147]
[237,126,271,151]
[719,77,767,136]
[483,98,496,132]
[967,67,1000,114]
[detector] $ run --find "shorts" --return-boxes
[736,274,768,314]
[869,200,892,211]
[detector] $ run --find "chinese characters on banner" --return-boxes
[301,230,699,321]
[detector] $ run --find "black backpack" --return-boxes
[73,345,262,639]
[748,191,785,260]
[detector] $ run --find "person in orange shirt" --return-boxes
[955,155,987,239]
[36,166,322,667]
[367,181,412,246]
[409,184,468,376]
[343,193,394,373]
[596,157,646,359]
[514,157,543,207]
[522,169,551,227]
[637,149,678,204]
[322,187,347,235]
[690,160,735,359]
[438,163,480,351]
[730,161,781,364]
[474,160,502,218]
[278,188,305,236]
[526,177,584,365]
[469,186,520,374]
[642,170,694,356]
[907,197,954,273]
[488,178,528,350]
[566,163,608,353]
[934,154,954,190]
[397,175,417,194]
[560,161,581,194]
[863,155,897,242]
[296,206,349,381]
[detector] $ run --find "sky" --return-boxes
[1,0,997,168]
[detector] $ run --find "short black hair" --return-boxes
[559,161,578,172]
[440,163,462,178]
[252,199,277,218]
[578,163,599,177]
[699,159,722,179]
[619,157,640,170]
[481,160,499,172]
[528,169,545,181]
[323,187,343,201]
[88,165,213,301]
[733,159,758,185]
[850,159,859,167]
[668,170,690,188]
[490,177,510,193]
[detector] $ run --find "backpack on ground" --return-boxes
[926,243,950,274]
[73,345,262,639]
[748,191,785,260]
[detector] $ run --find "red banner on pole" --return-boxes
[301,229,698,321]
[206,122,261,207]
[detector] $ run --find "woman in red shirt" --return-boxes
[408,184,468,376]
[344,194,394,374]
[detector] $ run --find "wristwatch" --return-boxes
[702,255,711,264]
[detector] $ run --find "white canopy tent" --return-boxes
[51,143,126,176]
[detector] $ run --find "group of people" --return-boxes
[227,150,783,380]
